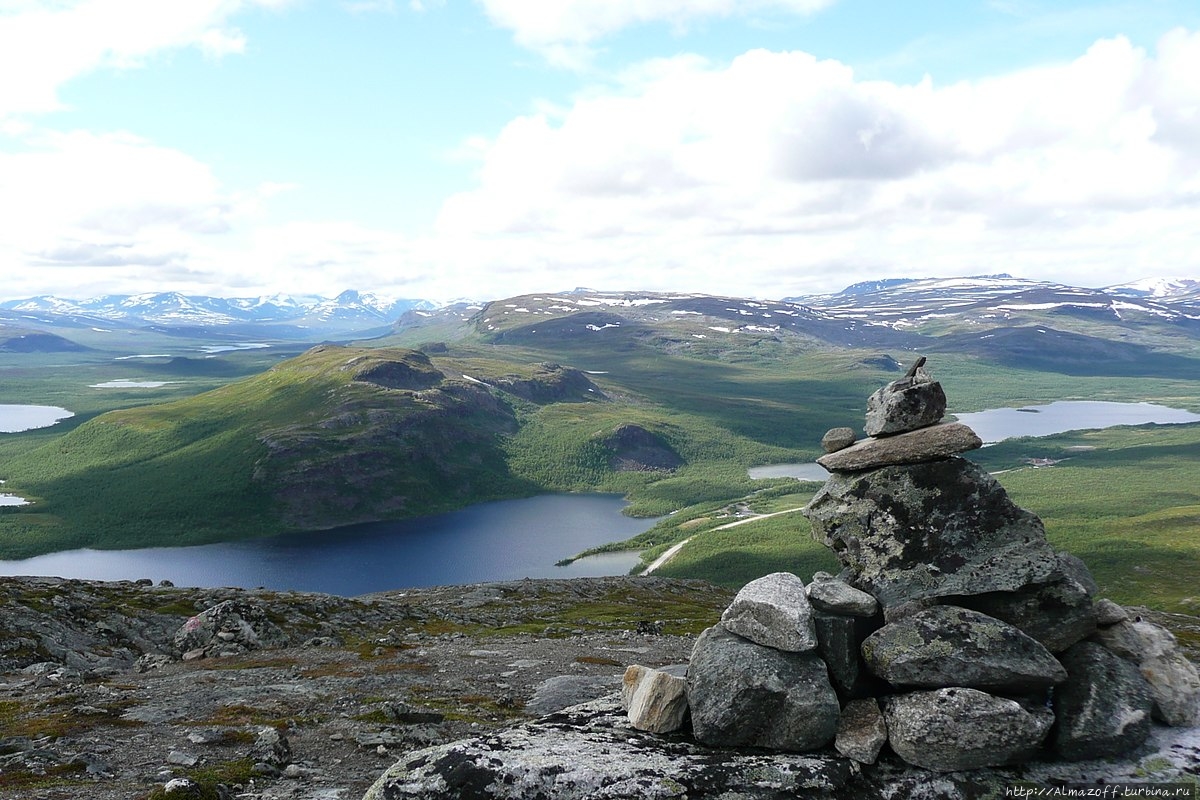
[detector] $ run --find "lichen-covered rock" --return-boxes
[807,576,879,618]
[861,606,1066,692]
[719,571,817,652]
[803,458,1059,610]
[362,695,859,800]
[947,552,1097,653]
[687,625,839,752]
[834,699,887,765]
[1052,641,1154,761]
[863,366,946,437]
[885,687,1054,772]
[1094,598,1129,625]
[172,599,286,658]
[816,422,981,473]
[622,665,689,734]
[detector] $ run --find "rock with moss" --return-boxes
[172,599,287,659]
[861,605,1067,692]
[804,458,1060,611]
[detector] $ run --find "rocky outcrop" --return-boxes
[601,423,684,472]
[491,362,606,404]
[173,599,287,659]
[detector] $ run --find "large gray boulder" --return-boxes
[719,571,817,652]
[1052,641,1154,761]
[817,422,981,473]
[803,458,1060,610]
[861,605,1066,692]
[864,365,946,437]
[885,687,1055,772]
[687,625,839,752]
[947,552,1098,653]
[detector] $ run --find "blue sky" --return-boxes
[1,0,1198,302]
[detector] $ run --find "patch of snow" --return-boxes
[586,323,620,331]
[671,310,701,315]
[114,354,172,360]
[708,326,731,333]
[91,380,172,388]
[461,374,487,384]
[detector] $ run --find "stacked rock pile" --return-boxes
[623,358,1200,772]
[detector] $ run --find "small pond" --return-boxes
[0,404,74,433]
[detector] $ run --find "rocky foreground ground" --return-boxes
[0,575,725,800]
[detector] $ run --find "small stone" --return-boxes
[834,699,887,764]
[1094,598,1129,625]
[167,750,199,767]
[821,427,857,453]
[807,579,878,617]
[719,572,817,652]
[252,726,291,767]
[622,665,689,734]
[162,778,200,796]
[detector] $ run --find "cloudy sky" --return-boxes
[1,0,1198,302]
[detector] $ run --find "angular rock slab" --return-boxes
[885,687,1054,772]
[948,552,1098,653]
[1053,642,1154,761]
[864,367,946,437]
[687,624,839,752]
[862,605,1067,692]
[803,458,1060,610]
[834,698,887,765]
[622,665,689,734]
[719,571,817,652]
[817,422,981,473]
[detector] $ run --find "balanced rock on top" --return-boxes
[864,356,946,437]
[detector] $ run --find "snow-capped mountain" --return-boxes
[0,291,434,334]
[790,275,1200,329]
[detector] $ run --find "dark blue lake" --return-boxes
[0,494,652,596]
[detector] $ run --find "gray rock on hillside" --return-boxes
[687,625,839,752]
[864,361,946,437]
[172,599,287,659]
[861,605,1067,692]
[719,571,817,652]
[948,552,1098,653]
[804,458,1060,610]
[1052,641,1154,761]
[885,687,1055,772]
[817,422,982,473]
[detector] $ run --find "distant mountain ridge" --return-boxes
[0,290,434,333]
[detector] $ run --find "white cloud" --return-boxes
[429,31,1200,297]
[477,0,838,65]
[0,0,285,119]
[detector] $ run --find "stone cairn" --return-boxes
[622,358,1200,771]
